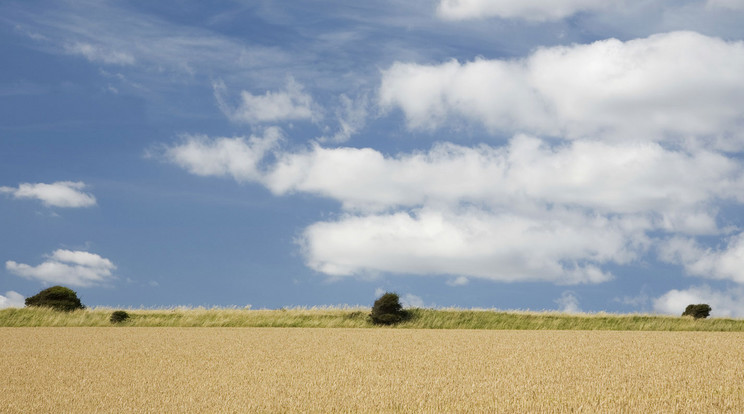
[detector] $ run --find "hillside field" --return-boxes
[2,327,743,412]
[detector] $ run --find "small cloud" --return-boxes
[614,293,650,308]
[0,291,25,309]
[555,291,581,313]
[1,181,96,208]
[214,78,318,124]
[157,128,282,183]
[447,276,469,286]
[64,42,135,65]
[317,94,368,143]
[6,249,116,287]
[401,293,425,308]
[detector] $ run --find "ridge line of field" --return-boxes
[2,307,744,330]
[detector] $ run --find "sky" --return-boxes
[2,0,744,315]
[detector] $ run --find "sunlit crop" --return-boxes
[2,328,742,412]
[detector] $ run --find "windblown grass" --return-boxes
[2,306,743,330]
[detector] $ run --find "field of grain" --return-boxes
[2,328,743,412]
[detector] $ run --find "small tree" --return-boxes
[369,292,407,325]
[110,310,130,324]
[25,286,85,312]
[682,304,711,319]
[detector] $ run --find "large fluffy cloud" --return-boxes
[653,285,744,317]
[160,130,744,282]
[0,291,25,309]
[300,207,630,284]
[158,30,744,285]
[266,136,743,225]
[6,249,116,287]
[659,235,744,284]
[0,181,97,208]
[437,0,622,21]
[379,32,744,149]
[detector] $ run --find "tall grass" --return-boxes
[2,306,744,330]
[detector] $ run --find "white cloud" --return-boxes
[160,128,282,183]
[0,181,97,208]
[214,78,317,124]
[0,291,25,309]
[555,291,581,313]
[379,32,744,149]
[6,249,116,287]
[706,0,744,11]
[401,293,425,308]
[265,136,743,231]
[447,276,469,286]
[300,207,629,284]
[653,285,744,317]
[437,0,622,22]
[64,41,135,65]
[659,234,744,284]
[163,130,744,283]
[318,94,368,143]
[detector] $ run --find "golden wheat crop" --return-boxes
[1,328,742,413]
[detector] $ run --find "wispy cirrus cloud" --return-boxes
[6,249,116,287]
[64,41,135,65]
[0,181,96,208]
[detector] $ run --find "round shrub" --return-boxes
[110,310,130,324]
[682,304,711,319]
[25,286,84,312]
[369,292,408,325]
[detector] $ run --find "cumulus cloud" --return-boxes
[64,42,135,65]
[379,32,744,149]
[653,285,744,317]
[159,128,282,183]
[214,79,317,124]
[161,129,744,283]
[437,0,622,22]
[0,291,25,309]
[6,249,116,287]
[300,207,627,284]
[659,234,744,284]
[0,181,97,208]
[265,135,743,227]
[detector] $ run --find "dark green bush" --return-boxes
[682,304,711,319]
[110,310,130,324]
[369,292,408,325]
[24,286,84,312]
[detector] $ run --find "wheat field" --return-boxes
[2,328,743,413]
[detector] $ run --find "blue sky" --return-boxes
[2,0,744,315]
